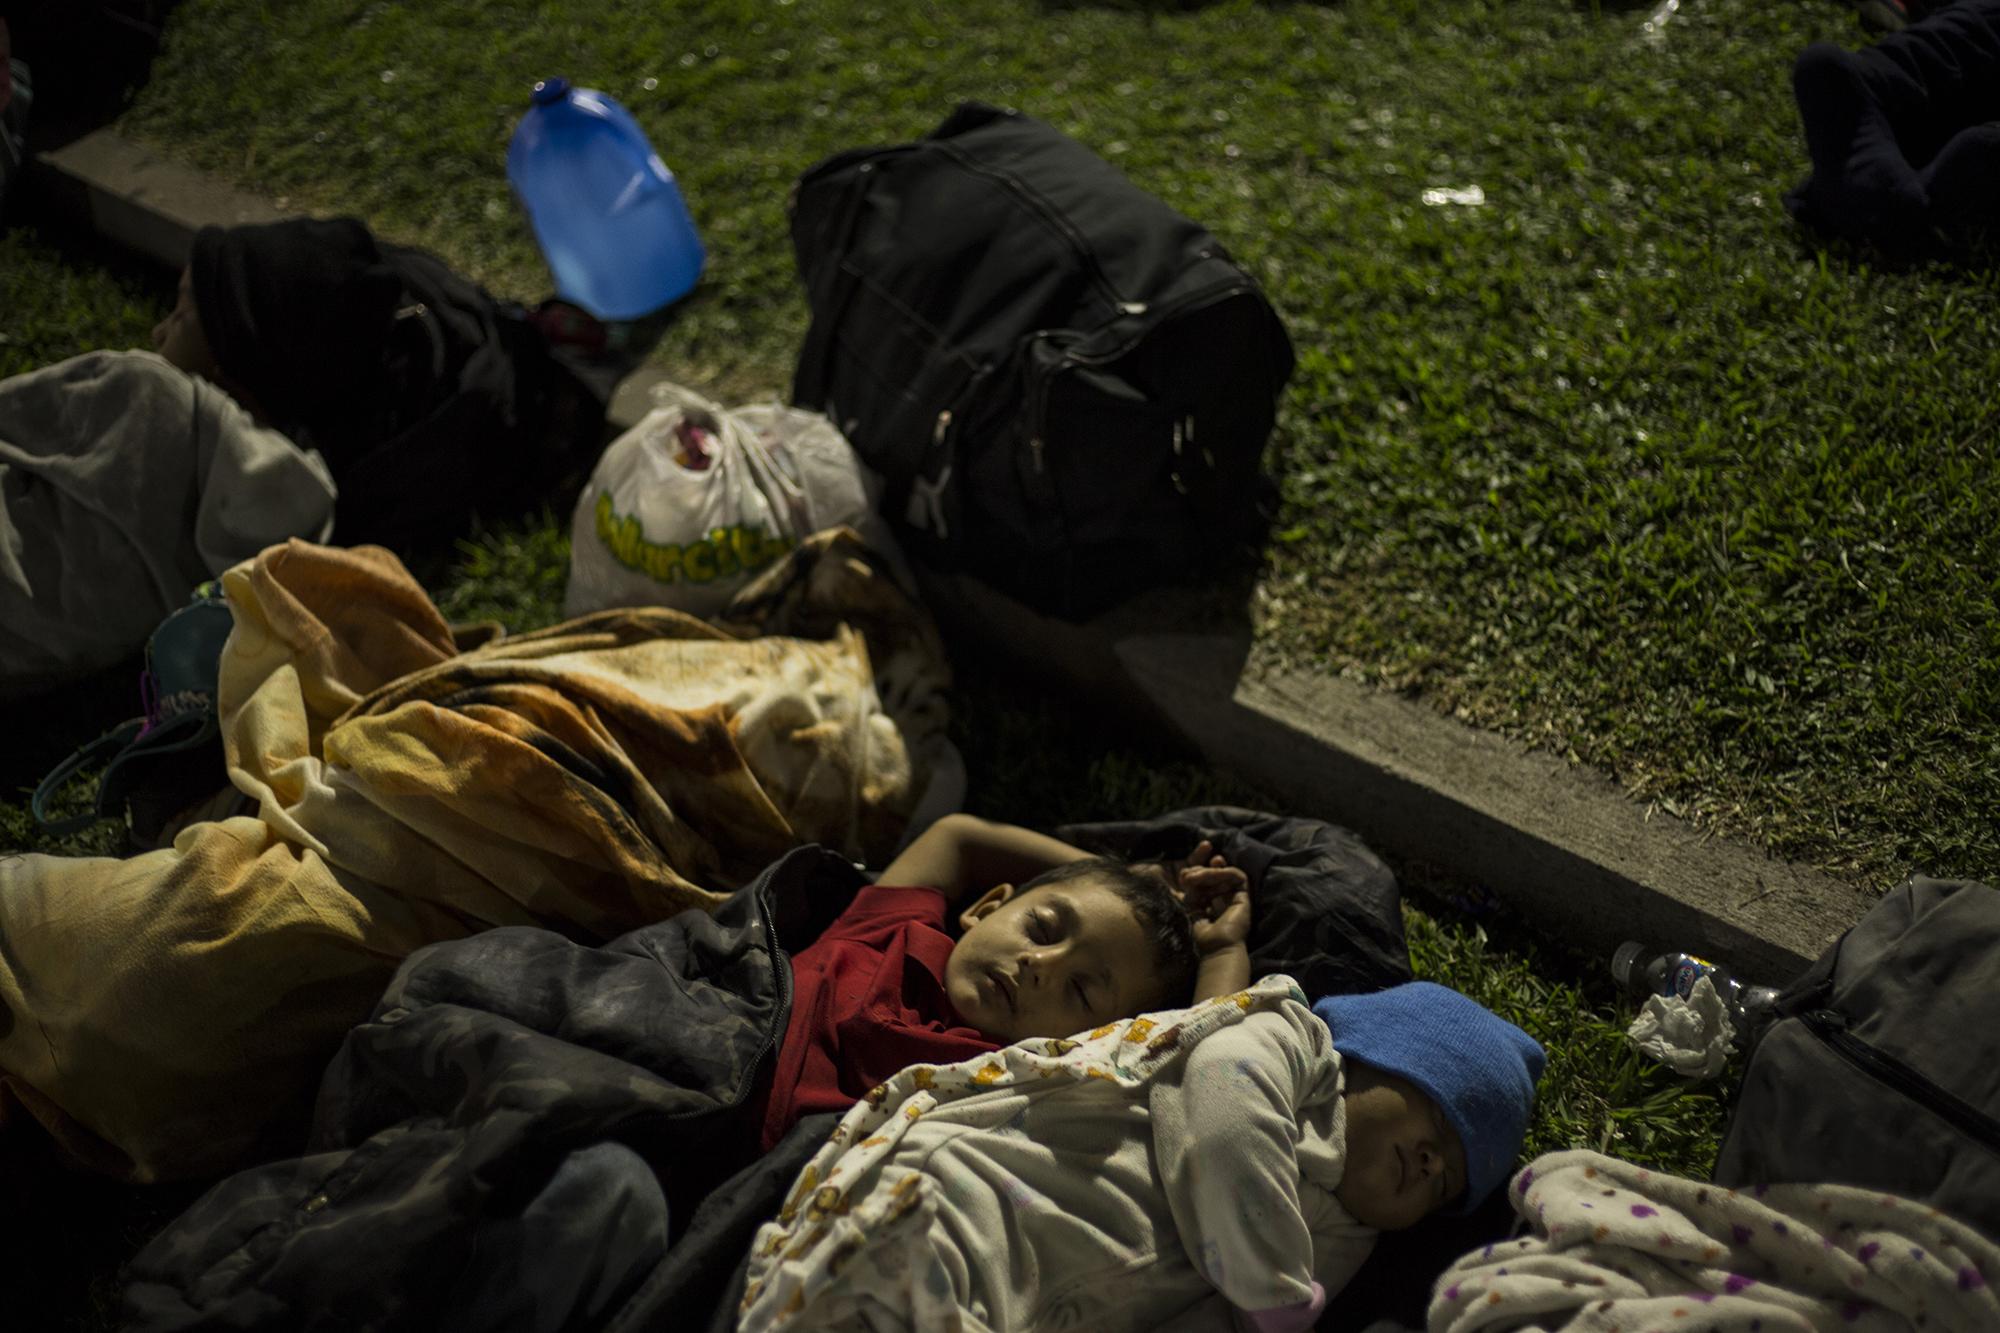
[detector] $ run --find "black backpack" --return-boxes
[788,102,1295,619]
[187,217,610,554]
[1711,876,2000,1239]
[31,583,234,849]
[330,242,607,551]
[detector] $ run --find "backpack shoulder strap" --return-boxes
[31,717,147,835]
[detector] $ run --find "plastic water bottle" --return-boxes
[506,77,705,321]
[1612,940,1783,1049]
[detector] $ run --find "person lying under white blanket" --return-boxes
[1432,1148,2000,1332]
[739,977,1545,1333]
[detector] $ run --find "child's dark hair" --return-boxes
[1015,857,1201,1009]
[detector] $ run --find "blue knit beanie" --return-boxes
[1311,981,1545,1215]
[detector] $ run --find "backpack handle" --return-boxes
[30,718,146,836]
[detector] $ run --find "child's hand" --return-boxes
[1176,839,1251,955]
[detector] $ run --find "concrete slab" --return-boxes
[31,128,283,271]
[38,128,1874,983]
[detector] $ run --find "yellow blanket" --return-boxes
[0,532,951,1181]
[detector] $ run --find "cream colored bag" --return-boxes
[565,382,894,618]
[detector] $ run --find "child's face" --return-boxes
[1335,1061,1469,1230]
[944,876,1166,1045]
[151,266,224,381]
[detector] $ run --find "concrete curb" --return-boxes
[32,127,1873,982]
[34,128,283,271]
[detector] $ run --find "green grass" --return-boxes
[114,0,2000,888]
[0,219,168,380]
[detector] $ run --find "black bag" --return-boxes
[188,217,610,553]
[788,102,1295,619]
[1055,804,1413,1001]
[329,242,606,550]
[1711,876,2000,1239]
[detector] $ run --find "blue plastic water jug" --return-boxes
[506,77,705,321]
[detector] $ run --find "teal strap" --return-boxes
[31,718,145,835]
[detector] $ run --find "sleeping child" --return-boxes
[737,977,1544,1333]
[745,811,1248,1154]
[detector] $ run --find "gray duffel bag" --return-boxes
[1712,875,2000,1241]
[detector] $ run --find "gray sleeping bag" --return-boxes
[0,350,336,696]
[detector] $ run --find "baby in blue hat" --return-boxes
[1313,981,1548,1229]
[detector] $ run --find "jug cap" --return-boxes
[531,76,571,106]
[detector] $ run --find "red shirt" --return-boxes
[756,885,999,1150]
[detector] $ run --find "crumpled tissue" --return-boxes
[1626,974,1736,1079]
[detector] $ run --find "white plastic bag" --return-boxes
[565,382,894,619]
[1626,974,1736,1081]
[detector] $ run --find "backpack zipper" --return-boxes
[1801,1008,2000,1152]
[909,409,958,534]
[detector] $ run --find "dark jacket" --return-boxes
[123,844,864,1333]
